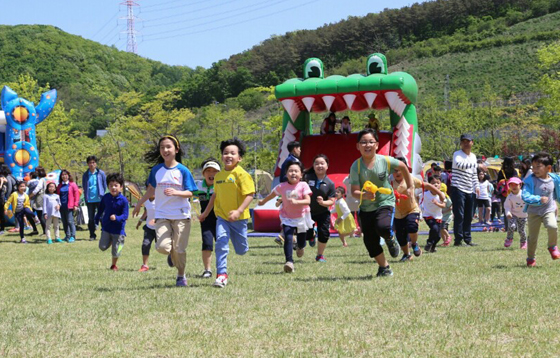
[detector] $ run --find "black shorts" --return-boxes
[201,213,217,251]
[306,211,331,243]
[393,213,420,247]
[476,199,490,208]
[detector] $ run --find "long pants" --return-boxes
[359,206,394,258]
[87,202,101,239]
[215,218,249,274]
[35,209,46,234]
[425,217,442,247]
[45,216,60,240]
[491,202,501,221]
[283,225,307,263]
[500,196,509,231]
[527,212,558,259]
[60,206,76,239]
[15,208,37,239]
[155,219,191,275]
[0,197,5,231]
[99,231,125,258]
[507,216,527,243]
[451,188,474,245]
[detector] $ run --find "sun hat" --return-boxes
[507,177,522,186]
[202,161,221,173]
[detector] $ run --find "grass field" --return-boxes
[1,216,560,357]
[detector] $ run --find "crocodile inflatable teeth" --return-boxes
[273,53,422,177]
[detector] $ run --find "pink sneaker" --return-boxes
[520,242,527,250]
[504,238,513,248]
[548,246,560,260]
[527,258,536,267]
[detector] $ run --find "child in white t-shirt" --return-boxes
[422,175,446,253]
[504,177,527,249]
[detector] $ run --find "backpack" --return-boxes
[496,170,511,198]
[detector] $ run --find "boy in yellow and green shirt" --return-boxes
[199,138,255,288]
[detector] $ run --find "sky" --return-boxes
[0,0,422,69]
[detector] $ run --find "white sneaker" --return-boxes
[284,261,294,273]
[212,274,228,288]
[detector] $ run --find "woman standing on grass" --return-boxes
[304,154,336,263]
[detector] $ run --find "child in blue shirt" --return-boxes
[95,173,129,271]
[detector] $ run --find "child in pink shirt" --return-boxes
[259,161,312,273]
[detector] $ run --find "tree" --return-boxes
[537,41,560,127]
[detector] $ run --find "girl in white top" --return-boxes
[503,177,528,249]
[476,171,492,225]
[42,182,61,244]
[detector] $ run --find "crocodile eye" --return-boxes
[303,58,324,79]
[367,53,387,75]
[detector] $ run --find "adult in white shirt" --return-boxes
[450,134,486,246]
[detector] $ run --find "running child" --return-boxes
[43,182,62,244]
[95,173,129,271]
[331,186,355,247]
[349,128,414,277]
[5,181,39,243]
[521,152,560,267]
[136,194,156,272]
[259,160,312,272]
[133,135,197,287]
[392,157,443,261]
[195,158,220,278]
[440,183,453,246]
[503,177,527,249]
[199,138,255,288]
[304,154,336,262]
[422,175,446,253]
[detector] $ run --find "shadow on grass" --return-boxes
[492,263,534,269]
[346,260,374,265]
[295,275,373,282]
[94,281,205,291]
[479,247,515,252]
[250,245,280,249]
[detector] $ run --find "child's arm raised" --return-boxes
[258,191,277,206]
[424,182,446,203]
[132,185,155,217]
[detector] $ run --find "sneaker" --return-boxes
[47,239,53,245]
[20,238,27,244]
[24,226,32,231]
[8,228,18,233]
[139,265,149,272]
[89,237,96,241]
[315,255,326,263]
[504,238,513,248]
[0,230,5,235]
[167,255,174,267]
[399,254,412,262]
[309,236,316,247]
[411,243,422,257]
[482,227,488,232]
[110,265,118,271]
[424,243,432,252]
[201,270,212,278]
[442,239,451,247]
[386,237,400,258]
[213,274,228,288]
[548,246,560,260]
[376,265,393,277]
[176,276,188,287]
[284,261,294,273]
[55,238,63,243]
[430,245,437,253]
[296,247,305,258]
[274,235,284,246]
[466,242,478,247]
[67,237,75,243]
[453,242,465,247]
[526,258,536,267]
[520,241,527,250]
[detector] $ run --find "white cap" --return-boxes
[202,161,221,172]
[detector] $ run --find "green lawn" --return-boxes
[1,216,559,357]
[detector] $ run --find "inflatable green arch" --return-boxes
[273,53,422,177]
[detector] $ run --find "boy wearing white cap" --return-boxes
[196,158,221,278]
[503,177,527,249]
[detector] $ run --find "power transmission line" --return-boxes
[91,11,120,40]
[143,0,276,29]
[99,24,120,44]
[141,0,216,13]
[142,0,208,10]
[142,0,237,23]
[144,0,320,42]
[144,0,293,36]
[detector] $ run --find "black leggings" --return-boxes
[283,225,307,263]
[0,197,5,231]
[491,202,501,221]
[35,209,46,234]
[359,206,394,258]
[15,208,37,239]
[305,211,331,243]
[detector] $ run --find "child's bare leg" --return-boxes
[485,207,491,223]
[478,207,484,223]
[202,250,212,271]
[339,234,348,247]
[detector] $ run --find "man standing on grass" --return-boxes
[451,134,486,246]
[82,155,107,241]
